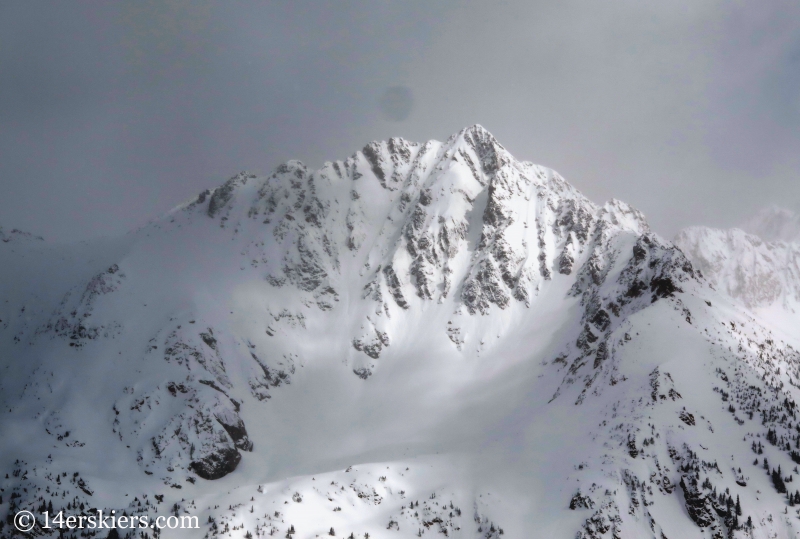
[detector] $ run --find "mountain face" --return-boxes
[2,126,800,539]
[674,226,800,310]
[674,219,800,351]
[742,207,800,244]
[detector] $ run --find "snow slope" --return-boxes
[2,126,800,539]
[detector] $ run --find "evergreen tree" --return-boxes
[772,467,788,493]
[736,495,742,516]
[768,429,778,445]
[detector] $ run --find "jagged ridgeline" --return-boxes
[2,125,800,538]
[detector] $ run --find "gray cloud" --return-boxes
[1,0,798,242]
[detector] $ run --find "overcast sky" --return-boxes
[2,0,799,242]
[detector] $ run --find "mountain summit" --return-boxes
[1,127,799,538]
[742,206,800,244]
[674,210,800,344]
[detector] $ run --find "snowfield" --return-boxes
[1,126,800,539]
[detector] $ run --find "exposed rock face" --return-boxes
[214,405,254,452]
[208,172,255,219]
[190,446,242,480]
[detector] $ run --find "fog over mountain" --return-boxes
[2,1,799,243]
[2,127,800,538]
[742,208,800,245]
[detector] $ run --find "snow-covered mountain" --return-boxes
[742,207,800,244]
[673,226,800,309]
[2,126,800,539]
[674,216,800,342]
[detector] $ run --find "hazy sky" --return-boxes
[2,0,799,242]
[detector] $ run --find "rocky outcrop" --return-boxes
[117,380,252,481]
[189,446,242,480]
[570,490,595,510]
[208,172,255,219]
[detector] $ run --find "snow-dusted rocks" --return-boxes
[116,379,249,481]
[219,125,675,327]
[0,226,43,244]
[39,263,126,347]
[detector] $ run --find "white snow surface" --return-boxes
[1,126,800,539]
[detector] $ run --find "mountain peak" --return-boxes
[451,123,496,141]
[741,205,800,243]
[446,124,507,169]
[599,199,649,235]
[674,223,800,310]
